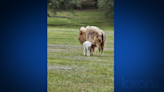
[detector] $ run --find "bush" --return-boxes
[48,0,82,15]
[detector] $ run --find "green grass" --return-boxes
[48,9,114,92]
[48,9,114,30]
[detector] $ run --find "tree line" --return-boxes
[48,0,114,19]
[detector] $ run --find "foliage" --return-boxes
[48,0,82,16]
[98,0,114,20]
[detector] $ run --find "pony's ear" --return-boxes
[79,31,82,34]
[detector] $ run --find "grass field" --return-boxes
[48,9,114,92]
